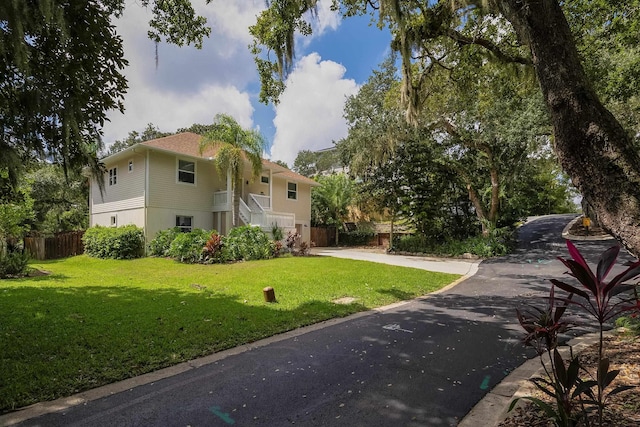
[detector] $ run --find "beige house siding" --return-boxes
[91,155,145,209]
[271,177,312,242]
[147,151,224,211]
[92,208,145,229]
[146,207,214,243]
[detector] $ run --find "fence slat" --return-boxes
[25,231,84,260]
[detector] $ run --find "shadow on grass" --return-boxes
[0,284,367,413]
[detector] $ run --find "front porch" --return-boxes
[212,191,295,230]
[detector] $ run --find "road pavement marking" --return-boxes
[382,324,413,333]
[209,406,235,424]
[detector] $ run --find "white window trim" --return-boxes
[110,215,117,227]
[108,167,117,186]
[128,159,134,173]
[176,158,197,186]
[287,181,298,201]
[260,174,269,185]
[176,215,193,232]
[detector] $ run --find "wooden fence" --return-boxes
[24,231,85,260]
[310,227,336,247]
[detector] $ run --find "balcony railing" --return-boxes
[213,191,293,230]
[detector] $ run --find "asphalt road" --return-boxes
[9,214,634,427]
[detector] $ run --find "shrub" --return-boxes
[223,225,273,262]
[510,241,640,427]
[338,229,375,246]
[0,250,30,278]
[167,229,212,264]
[393,227,514,258]
[202,232,227,263]
[83,225,145,259]
[148,227,181,257]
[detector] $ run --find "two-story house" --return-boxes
[90,132,319,243]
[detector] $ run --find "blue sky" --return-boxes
[102,1,392,166]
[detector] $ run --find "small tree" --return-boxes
[200,114,266,228]
[312,173,354,245]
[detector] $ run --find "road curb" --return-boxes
[561,216,615,241]
[458,330,615,427]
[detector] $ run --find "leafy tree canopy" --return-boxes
[1,0,210,194]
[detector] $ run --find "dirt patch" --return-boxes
[332,297,358,305]
[567,217,613,238]
[500,334,640,427]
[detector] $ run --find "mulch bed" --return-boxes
[499,334,640,427]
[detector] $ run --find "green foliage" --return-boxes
[0,181,34,241]
[167,229,212,264]
[223,226,273,262]
[311,173,354,227]
[0,251,30,278]
[200,114,266,227]
[293,149,342,177]
[26,164,88,233]
[82,225,145,260]
[615,315,640,336]
[0,255,458,411]
[511,242,640,426]
[394,227,514,258]
[271,224,284,242]
[148,227,181,257]
[338,223,375,247]
[107,123,171,156]
[0,0,209,199]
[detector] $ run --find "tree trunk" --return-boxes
[233,176,242,227]
[497,0,640,256]
[465,180,490,237]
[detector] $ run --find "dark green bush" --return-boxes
[338,229,375,246]
[0,250,30,278]
[167,229,212,264]
[394,227,514,258]
[148,227,181,257]
[223,225,273,261]
[83,225,145,259]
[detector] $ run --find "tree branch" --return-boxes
[445,28,532,65]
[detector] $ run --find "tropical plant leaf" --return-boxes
[604,261,640,294]
[567,240,593,276]
[596,245,619,283]
[554,348,568,387]
[551,279,589,299]
[607,384,636,397]
[562,258,598,295]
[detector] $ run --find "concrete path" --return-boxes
[311,247,479,276]
[3,214,632,427]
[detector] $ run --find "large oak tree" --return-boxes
[250,0,640,256]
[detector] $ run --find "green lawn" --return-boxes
[0,255,459,412]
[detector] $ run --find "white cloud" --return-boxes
[269,53,359,166]
[103,85,254,142]
[102,1,264,145]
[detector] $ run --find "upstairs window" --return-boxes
[128,160,134,172]
[261,175,269,184]
[109,167,117,186]
[178,160,195,184]
[176,215,193,232]
[287,182,297,200]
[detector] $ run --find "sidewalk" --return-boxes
[310,247,479,276]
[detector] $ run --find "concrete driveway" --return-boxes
[310,247,479,276]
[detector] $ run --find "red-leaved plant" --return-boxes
[511,241,640,427]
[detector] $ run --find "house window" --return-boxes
[176,215,193,232]
[287,182,297,200]
[261,175,269,184]
[178,159,195,184]
[110,215,117,227]
[109,167,117,186]
[128,160,134,172]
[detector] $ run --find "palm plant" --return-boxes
[200,114,265,227]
